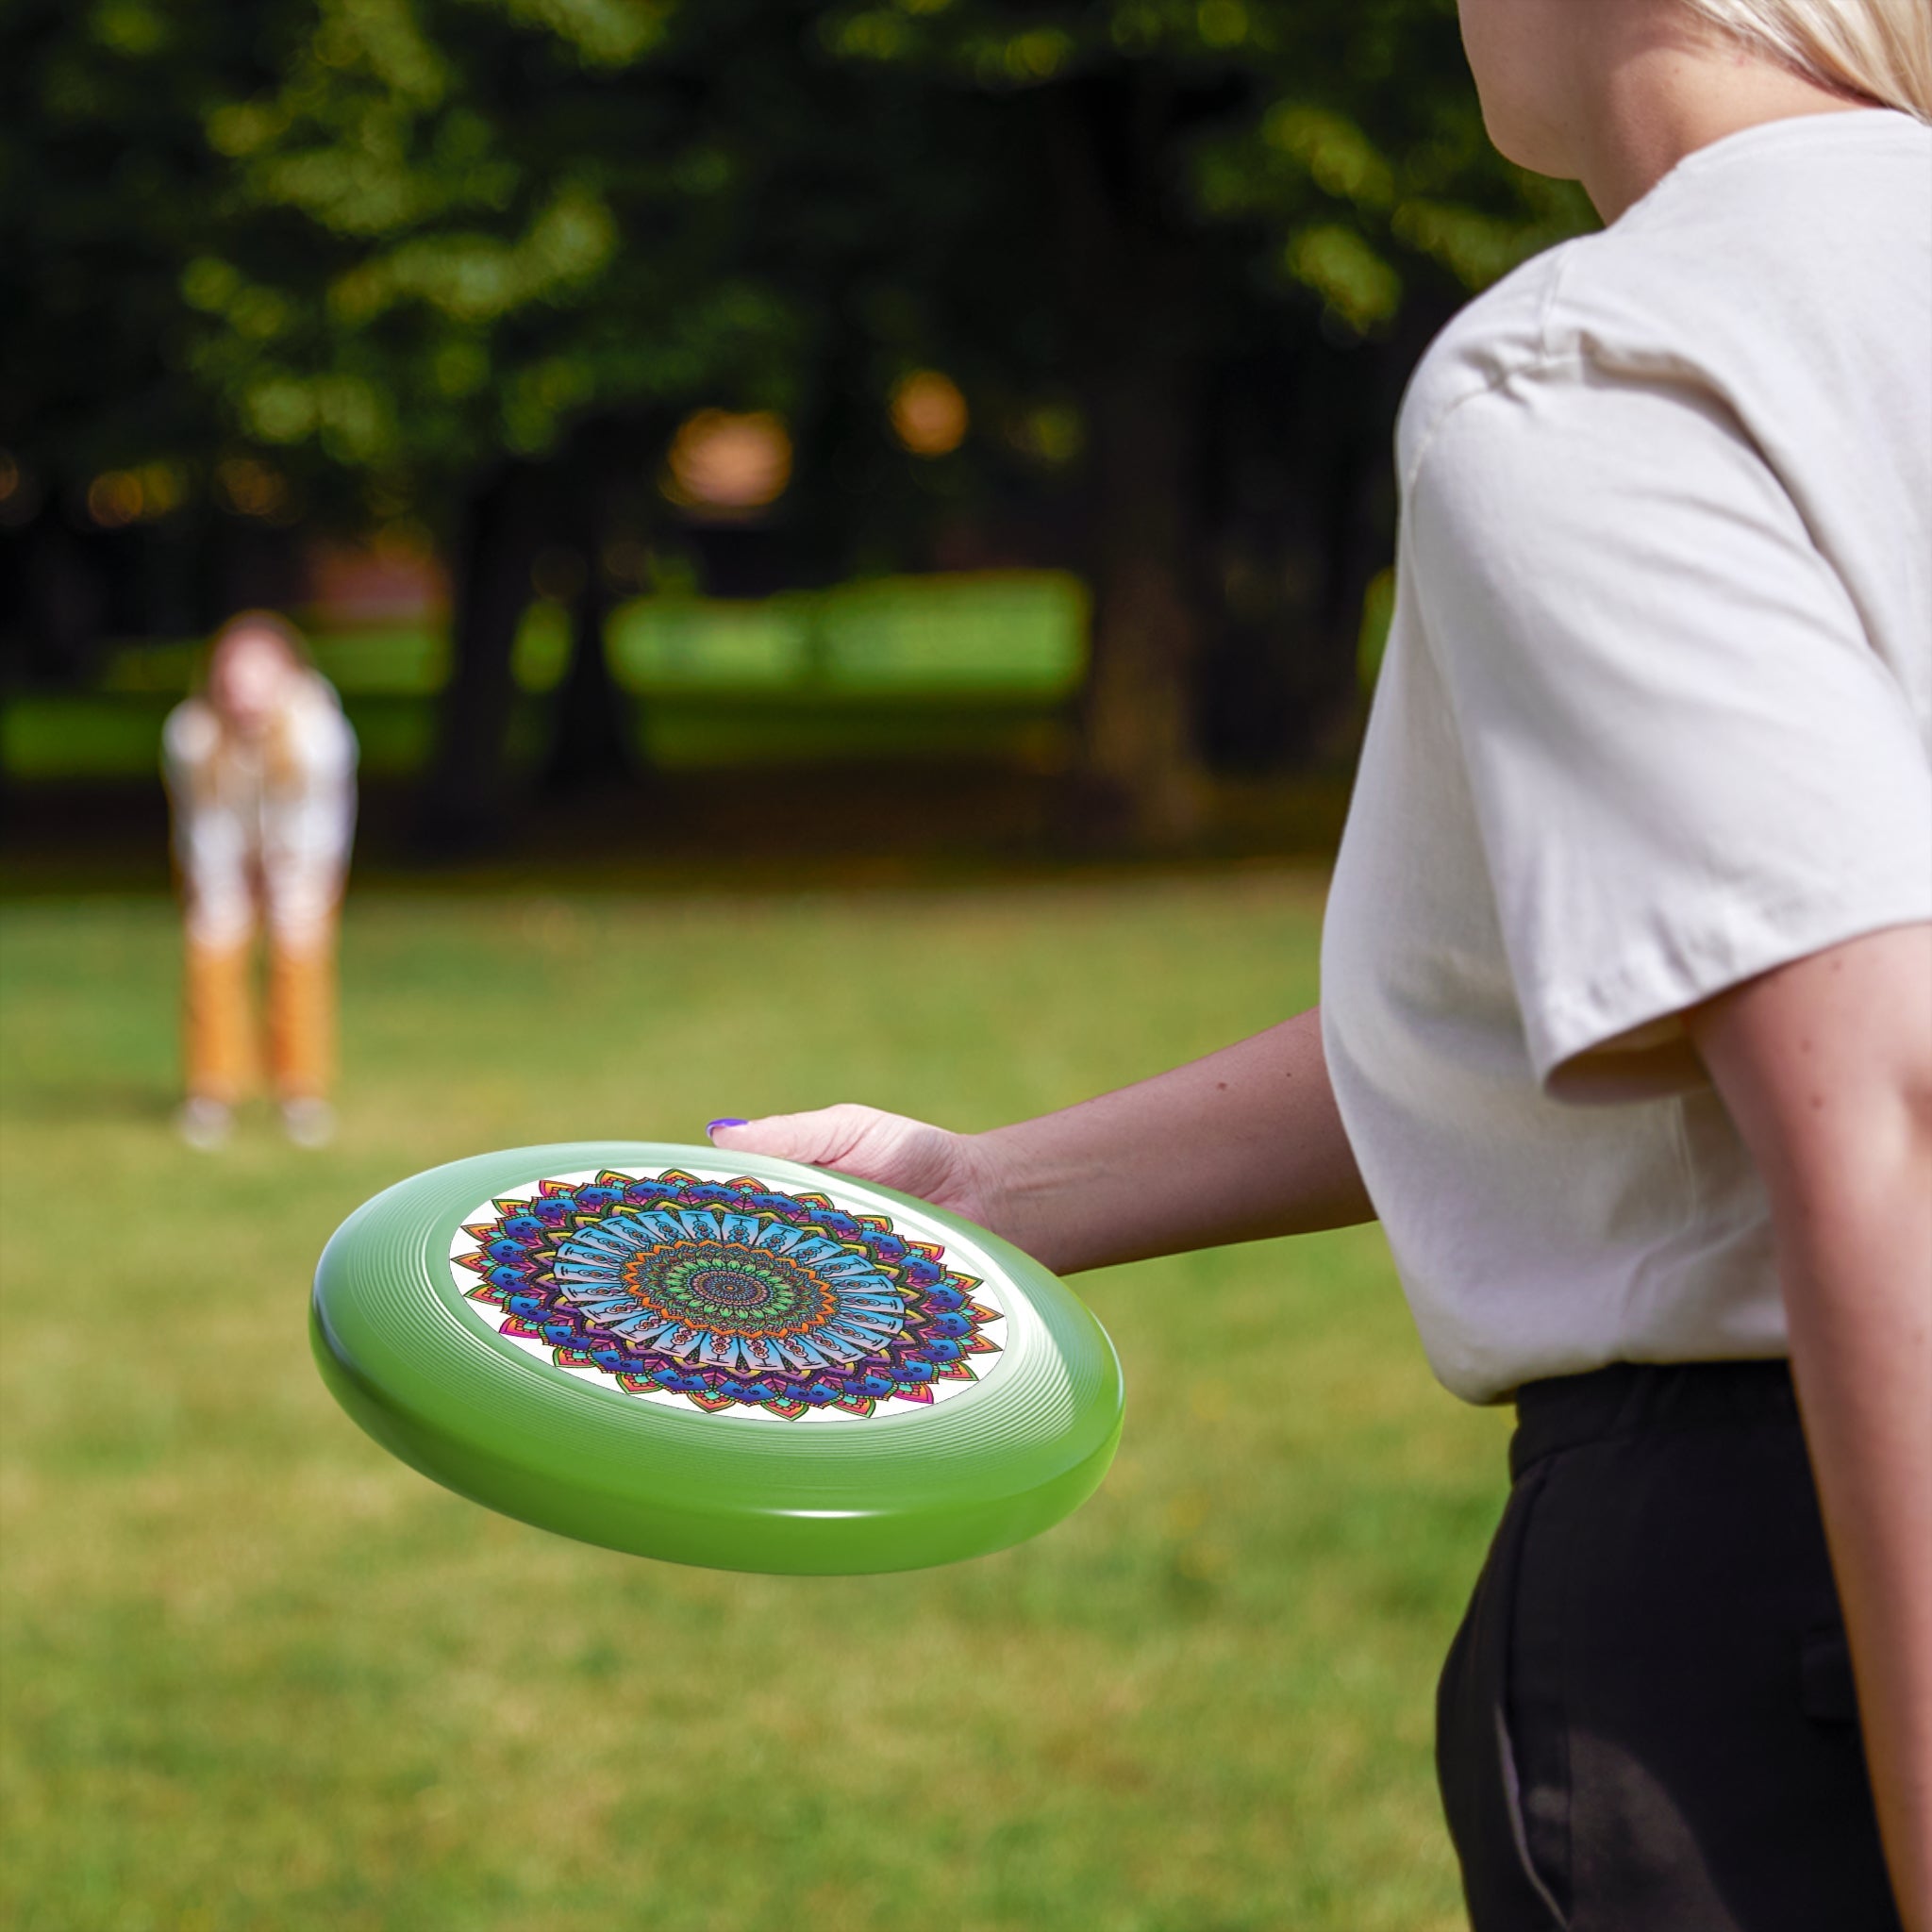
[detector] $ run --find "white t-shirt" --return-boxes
[1322,109,1932,1405]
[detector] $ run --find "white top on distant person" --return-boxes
[163,611,358,1150]
[707,1,1932,1924]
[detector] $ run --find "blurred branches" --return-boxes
[2,0,1593,843]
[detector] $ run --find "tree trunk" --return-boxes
[11,508,107,687]
[1045,75,1210,847]
[541,552,634,799]
[416,460,542,857]
[1079,360,1206,844]
[541,418,658,801]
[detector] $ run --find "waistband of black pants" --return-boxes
[1509,1357,1798,1483]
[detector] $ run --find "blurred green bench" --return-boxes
[1,571,1089,779]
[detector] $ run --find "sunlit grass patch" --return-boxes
[1,877,1503,1931]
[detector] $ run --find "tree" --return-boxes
[5,0,1592,844]
[807,0,1592,836]
[152,0,883,845]
[0,0,328,679]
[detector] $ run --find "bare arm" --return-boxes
[709,1005,1374,1275]
[1689,924,1932,1932]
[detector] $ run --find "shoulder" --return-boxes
[1395,242,1580,485]
[1398,110,1932,491]
[293,670,353,735]
[283,674,358,768]
[1394,204,1737,488]
[162,698,220,767]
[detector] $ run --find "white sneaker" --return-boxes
[175,1096,233,1151]
[280,1097,337,1149]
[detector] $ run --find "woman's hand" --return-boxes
[706,1007,1373,1276]
[708,1106,1010,1232]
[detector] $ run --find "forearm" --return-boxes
[1779,1147,1932,1932]
[1692,924,1932,1929]
[969,1005,1374,1274]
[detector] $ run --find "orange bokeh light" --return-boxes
[890,371,969,458]
[663,410,793,514]
[214,457,291,521]
[87,471,145,528]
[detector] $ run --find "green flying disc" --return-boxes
[310,1142,1124,1574]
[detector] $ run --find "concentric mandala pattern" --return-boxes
[452,1169,1004,1420]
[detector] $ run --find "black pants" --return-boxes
[1436,1360,1901,1932]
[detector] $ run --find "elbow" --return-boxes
[1768,1069,1932,1271]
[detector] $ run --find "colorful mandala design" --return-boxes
[452,1169,1004,1422]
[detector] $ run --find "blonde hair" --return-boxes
[1682,0,1932,120]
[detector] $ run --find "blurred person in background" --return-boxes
[163,611,357,1151]
[710,0,1932,1926]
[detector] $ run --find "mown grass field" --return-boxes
[0,874,1507,1932]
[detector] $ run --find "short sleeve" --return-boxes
[1408,363,1932,1097]
[288,675,358,780]
[161,699,218,783]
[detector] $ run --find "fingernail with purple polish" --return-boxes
[707,1118,748,1138]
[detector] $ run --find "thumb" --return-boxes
[707,1105,877,1169]
[705,1103,966,1205]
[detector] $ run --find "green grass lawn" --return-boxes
[0,874,1507,1932]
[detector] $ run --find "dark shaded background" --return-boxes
[1,0,1592,874]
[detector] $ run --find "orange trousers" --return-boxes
[183,924,337,1105]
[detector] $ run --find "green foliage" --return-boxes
[167,0,812,497]
[808,0,1591,327]
[2,1,268,485]
[0,878,1509,1929]
[6,0,1593,523]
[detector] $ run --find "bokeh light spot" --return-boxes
[86,473,145,529]
[662,410,792,515]
[214,458,292,522]
[890,371,969,458]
